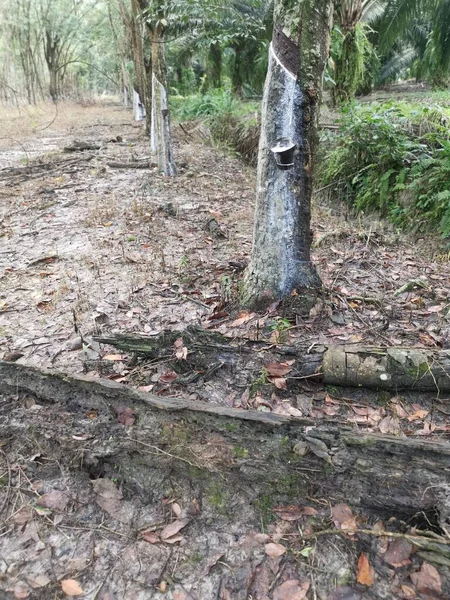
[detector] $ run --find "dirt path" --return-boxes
[0,102,254,373]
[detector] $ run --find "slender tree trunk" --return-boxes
[150,20,176,176]
[209,43,222,88]
[130,0,147,123]
[241,0,333,310]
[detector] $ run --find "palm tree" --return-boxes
[378,0,450,86]
[331,0,383,104]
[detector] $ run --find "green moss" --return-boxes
[207,480,230,514]
[161,422,190,446]
[250,369,268,396]
[377,391,391,404]
[275,473,305,497]
[233,446,249,458]
[255,494,275,531]
[409,361,431,378]
[224,422,241,433]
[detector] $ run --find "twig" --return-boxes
[0,449,12,516]
[128,437,201,469]
[303,527,450,548]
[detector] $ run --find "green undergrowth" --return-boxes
[171,88,260,164]
[319,100,450,237]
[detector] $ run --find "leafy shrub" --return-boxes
[171,87,260,163]
[319,101,450,236]
[170,85,259,121]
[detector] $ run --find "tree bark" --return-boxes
[130,0,148,124]
[2,360,450,521]
[241,0,333,310]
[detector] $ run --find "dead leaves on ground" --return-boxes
[264,542,287,557]
[383,538,414,568]
[410,562,442,598]
[140,518,190,545]
[356,553,374,586]
[265,361,294,391]
[273,579,310,600]
[272,505,318,521]
[61,579,84,596]
[332,503,357,532]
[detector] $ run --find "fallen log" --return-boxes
[63,140,101,152]
[1,360,450,525]
[106,160,154,169]
[95,328,450,392]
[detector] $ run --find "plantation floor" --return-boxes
[1,100,450,600]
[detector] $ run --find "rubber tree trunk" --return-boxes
[130,0,149,126]
[150,20,176,177]
[241,0,333,310]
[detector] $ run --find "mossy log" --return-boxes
[1,360,450,526]
[95,328,450,392]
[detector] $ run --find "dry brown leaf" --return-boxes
[265,362,293,377]
[171,502,182,517]
[323,404,340,415]
[13,584,29,599]
[268,376,287,390]
[231,311,255,327]
[264,542,287,557]
[383,538,413,567]
[61,579,84,596]
[174,338,188,360]
[254,533,271,544]
[407,409,429,422]
[378,416,400,435]
[393,404,409,419]
[331,504,357,531]
[356,553,374,586]
[328,586,362,600]
[399,585,416,598]
[273,505,318,521]
[417,420,436,435]
[12,505,33,525]
[160,518,190,540]
[175,346,188,360]
[410,562,442,596]
[140,530,160,544]
[37,490,70,511]
[159,370,178,383]
[27,575,51,589]
[163,533,184,544]
[103,354,123,361]
[273,580,310,600]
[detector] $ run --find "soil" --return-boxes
[1,99,450,600]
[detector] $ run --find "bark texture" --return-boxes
[242,0,333,309]
[1,360,450,521]
[131,0,149,124]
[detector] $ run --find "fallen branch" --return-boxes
[94,328,450,393]
[64,141,101,152]
[106,161,154,169]
[1,360,450,519]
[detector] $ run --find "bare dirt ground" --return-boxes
[1,100,450,600]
